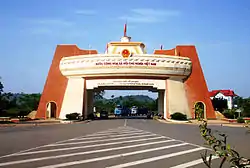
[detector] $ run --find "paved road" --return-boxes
[0,117,249,168]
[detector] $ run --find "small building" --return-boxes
[209,90,237,109]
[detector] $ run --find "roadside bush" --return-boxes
[65,113,80,120]
[223,109,235,119]
[237,117,245,123]
[170,112,187,121]
[153,115,159,120]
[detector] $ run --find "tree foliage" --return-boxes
[199,120,250,167]
[0,79,41,117]
[94,90,105,100]
[93,95,158,114]
[211,98,228,112]
[0,79,3,95]
[233,96,250,117]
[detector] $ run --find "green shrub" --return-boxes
[153,116,159,120]
[170,112,187,121]
[65,113,80,120]
[237,117,245,123]
[223,109,235,119]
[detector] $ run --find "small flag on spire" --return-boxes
[124,23,127,37]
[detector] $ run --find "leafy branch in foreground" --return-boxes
[199,120,250,168]
[244,121,250,134]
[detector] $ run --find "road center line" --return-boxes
[124,119,127,126]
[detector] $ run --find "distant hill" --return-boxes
[115,95,155,102]
[100,95,155,103]
[94,95,158,111]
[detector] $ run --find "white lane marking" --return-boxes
[14,136,166,156]
[46,134,160,147]
[106,147,205,168]
[0,140,177,167]
[65,127,142,140]
[0,132,90,159]
[101,127,138,132]
[0,126,133,159]
[84,130,146,137]
[37,143,196,168]
[169,156,219,168]
[92,128,142,134]
[98,127,213,153]
[70,132,151,141]
[124,119,127,126]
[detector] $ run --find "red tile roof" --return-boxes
[209,90,237,97]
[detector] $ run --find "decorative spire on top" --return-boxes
[124,22,127,37]
[121,22,131,42]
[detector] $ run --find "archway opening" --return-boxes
[90,87,160,119]
[46,102,57,118]
[194,102,205,120]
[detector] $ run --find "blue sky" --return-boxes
[0,0,250,99]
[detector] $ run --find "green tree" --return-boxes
[234,96,250,117]
[148,98,158,111]
[17,93,41,115]
[94,90,105,100]
[0,80,3,95]
[94,99,105,112]
[211,98,228,112]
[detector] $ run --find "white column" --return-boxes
[84,90,94,118]
[59,77,85,119]
[164,89,167,119]
[158,90,164,116]
[167,78,190,118]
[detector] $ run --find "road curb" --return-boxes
[156,119,248,128]
[0,120,92,128]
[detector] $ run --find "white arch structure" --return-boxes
[58,36,192,119]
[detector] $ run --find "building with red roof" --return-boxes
[209,90,237,109]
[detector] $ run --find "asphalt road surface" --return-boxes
[0,117,249,168]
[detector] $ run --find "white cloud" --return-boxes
[29,27,53,35]
[23,18,79,36]
[132,8,180,16]
[119,8,181,23]
[29,18,74,27]
[74,10,96,15]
